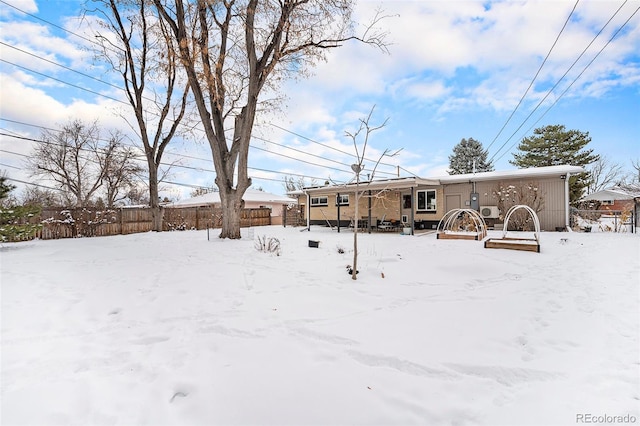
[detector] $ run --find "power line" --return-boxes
[0,130,340,186]
[0,58,129,105]
[485,0,580,152]
[0,0,107,50]
[0,162,21,170]
[488,1,635,164]
[269,123,399,169]
[0,119,344,182]
[0,41,125,93]
[491,3,640,164]
[1,1,400,181]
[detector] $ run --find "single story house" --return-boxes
[171,188,296,225]
[293,165,585,233]
[582,187,640,232]
[581,187,640,212]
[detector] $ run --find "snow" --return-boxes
[1,226,639,425]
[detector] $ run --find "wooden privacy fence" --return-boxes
[163,206,271,231]
[282,205,305,227]
[22,206,272,240]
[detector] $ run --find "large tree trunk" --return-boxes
[218,188,244,239]
[148,162,163,232]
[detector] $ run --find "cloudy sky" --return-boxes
[1,0,639,201]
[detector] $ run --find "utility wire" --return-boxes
[491,3,640,164]
[0,162,21,170]
[0,41,125,92]
[485,0,580,152]
[0,59,129,105]
[1,0,401,179]
[0,133,338,185]
[0,0,108,51]
[488,0,634,164]
[1,117,355,180]
[269,123,399,169]
[3,176,63,192]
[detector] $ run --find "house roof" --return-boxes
[171,188,296,207]
[299,165,585,194]
[301,176,440,195]
[436,165,585,184]
[582,187,640,201]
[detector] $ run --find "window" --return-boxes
[601,200,614,206]
[310,196,328,207]
[402,194,412,209]
[336,194,349,206]
[417,190,436,211]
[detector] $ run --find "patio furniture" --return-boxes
[377,215,395,232]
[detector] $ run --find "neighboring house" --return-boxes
[171,188,296,225]
[582,187,640,212]
[582,187,640,232]
[292,165,584,232]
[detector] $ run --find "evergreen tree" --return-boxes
[0,177,42,242]
[510,124,599,204]
[0,175,15,203]
[448,138,494,174]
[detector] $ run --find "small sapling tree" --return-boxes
[344,107,399,280]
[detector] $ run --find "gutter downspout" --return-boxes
[410,186,415,235]
[306,192,311,231]
[565,173,571,230]
[337,192,341,233]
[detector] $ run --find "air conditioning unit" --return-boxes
[480,206,500,219]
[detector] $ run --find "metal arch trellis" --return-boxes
[484,204,542,252]
[436,208,488,241]
[502,204,541,242]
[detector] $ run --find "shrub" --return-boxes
[254,235,281,256]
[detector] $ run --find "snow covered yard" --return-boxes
[1,226,638,426]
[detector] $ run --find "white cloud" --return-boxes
[0,0,37,17]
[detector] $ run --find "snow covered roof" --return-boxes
[170,189,296,207]
[301,165,585,194]
[582,187,640,201]
[302,176,440,194]
[435,165,585,184]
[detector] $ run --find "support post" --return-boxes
[337,193,341,233]
[564,174,571,229]
[368,190,372,234]
[410,187,415,235]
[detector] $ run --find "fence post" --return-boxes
[119,208,124,235]
[283,204,287,228]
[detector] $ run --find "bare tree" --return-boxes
[190,186,216,198]
[344,107,395,280]
[632,159,640,183]
[91,0,191,230]
[123,186,150,206]
[491,182,545,231]
[283,175,315,193]
[153,0,389,239]
[21,186,64,208]
[26,120,112,207]
[587,156,625,194]
[102,131,145,207]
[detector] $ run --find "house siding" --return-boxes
[441,177,566,230]
[308,190,404,226]
[301,172,573,231]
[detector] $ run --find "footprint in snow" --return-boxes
[169,391,189,403]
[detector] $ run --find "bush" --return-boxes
[0,205,42,242]
[255,235,281,256]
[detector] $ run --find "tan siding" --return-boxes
[304,174,570,231]
[308,190,404,224]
